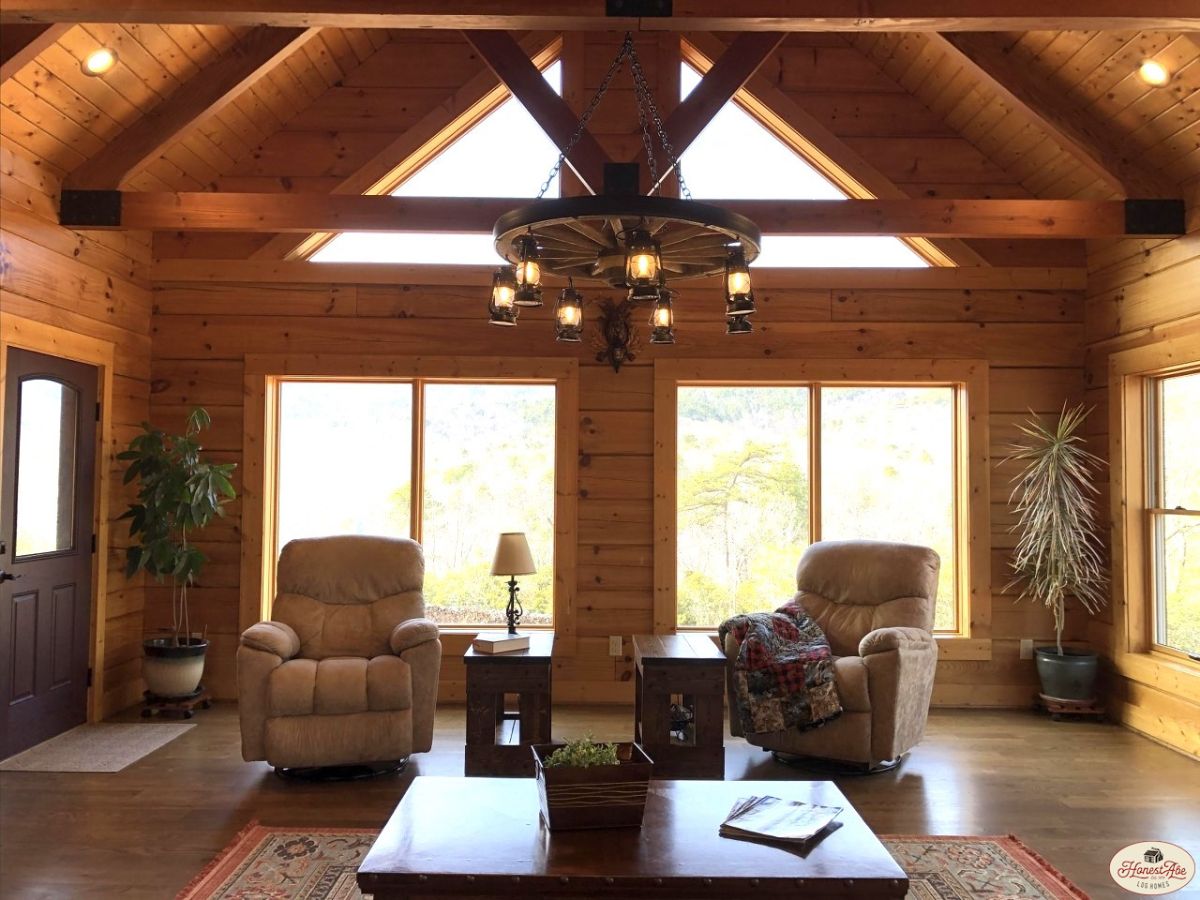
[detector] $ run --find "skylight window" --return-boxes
[312,61,563,265]
[678,63,927,268]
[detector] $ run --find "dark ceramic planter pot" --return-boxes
[143,637,208,698]
[1035,647,1098,700]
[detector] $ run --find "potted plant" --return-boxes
[1005,404,1107,701]
[532,736,653,831]
[119,408,237,699]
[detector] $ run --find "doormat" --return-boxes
[179,825,1087,899]
[0,723,194,773]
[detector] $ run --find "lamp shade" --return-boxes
[491,532,536,576]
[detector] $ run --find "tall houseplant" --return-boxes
[119,408,236,698]
[1005,404,1107,700]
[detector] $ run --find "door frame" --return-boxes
[0,312,114,723]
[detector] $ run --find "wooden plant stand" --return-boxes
[142,686,212,719]
[1037,693,1105,722]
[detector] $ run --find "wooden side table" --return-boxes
[633,634,726,779]
[464,632,554,777]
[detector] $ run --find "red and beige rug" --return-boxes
[180,824,1087,899]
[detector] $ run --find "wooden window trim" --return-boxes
[653,358,991,660]
[1109,332,1200,691]
[241,355,579,647]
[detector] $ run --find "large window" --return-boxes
[1149,369,1200,658]
[675,383,960,632]
[276,379,556,626]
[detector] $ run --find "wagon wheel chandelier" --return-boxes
[487,32,762,351]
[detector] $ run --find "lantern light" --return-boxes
[624,228,661,290]
[724,244,755,317]
[488,267,518,326]
[649,289,675,345]
[513,234,543,307]
[726,315,753,336]
[555,279,584,343]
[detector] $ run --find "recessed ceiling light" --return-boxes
[1138,60,1170,86]
[82,47,117,76]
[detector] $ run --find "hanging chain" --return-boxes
[627,37,692,201]
[536,33,692,201]
[536,36,632,199]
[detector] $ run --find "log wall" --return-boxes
[1084,178,1200,759]
[149,275,1088,706]
[0,144,153,717]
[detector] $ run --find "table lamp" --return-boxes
[491,532,536,635]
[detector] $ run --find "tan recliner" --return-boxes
[724,540,939,770]
[237,536,441,770]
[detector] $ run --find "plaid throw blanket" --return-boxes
[719,602,842,735]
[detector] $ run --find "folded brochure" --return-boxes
[719,795,842,844]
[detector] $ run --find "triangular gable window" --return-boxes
[311,62,563,264]
[679,63,928,268]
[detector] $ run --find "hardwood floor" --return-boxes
[1,704,1197,898]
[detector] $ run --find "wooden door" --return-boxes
[0,348,98,758]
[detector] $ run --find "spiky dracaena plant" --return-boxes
[1005,404,1107,654]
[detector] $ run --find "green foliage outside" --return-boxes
[677,386,956,630]
[1159,372,1200,656]
[277,382,555,628]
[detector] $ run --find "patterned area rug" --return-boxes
[180,825,1087,899]
[0,723,194,773]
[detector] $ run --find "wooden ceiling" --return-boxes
[1,11,1197,261]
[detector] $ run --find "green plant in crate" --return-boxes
[543,736,620,768]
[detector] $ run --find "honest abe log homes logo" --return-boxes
[1110,842,1195,894]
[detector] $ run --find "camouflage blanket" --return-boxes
[719,602,841,735]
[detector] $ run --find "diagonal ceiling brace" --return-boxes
[463,29,612,196]
[639,31,786,192]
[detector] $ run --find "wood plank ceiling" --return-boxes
[1,23,1197,257]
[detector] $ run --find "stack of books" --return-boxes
[719,795,843,845]
[471,632,530,654]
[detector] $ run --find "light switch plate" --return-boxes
[1019,638,1034,660]
[609,635,623,657]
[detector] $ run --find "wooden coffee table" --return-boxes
[358,776,907,898]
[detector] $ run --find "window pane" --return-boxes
[820,387,957,631]
[1160,371,1200,510]
[1159,514,1200,656]
[14,378,78,557]
[421,384,555,626]
[277,382,413,550]
[677,387,811,628]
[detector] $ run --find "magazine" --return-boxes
[719,795,843,844]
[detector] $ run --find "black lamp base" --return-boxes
[505,576,523,636]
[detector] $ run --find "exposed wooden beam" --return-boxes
[251,33,561,261]
[60,190,1187,238]
[66,25,317,189]
[3,2,1198,31]
[0,22,69,81]
[681,33,985,267]
[149,259,1088,290]
[642,31,785,191]
[930,32,1178,199]
[462,30,609,195]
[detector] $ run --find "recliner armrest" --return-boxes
[240,620,300,660]
[859,626,935,657]
[390,618,439,654]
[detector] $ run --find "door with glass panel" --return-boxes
[0,348,98,758]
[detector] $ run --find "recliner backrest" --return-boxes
[272,535,425,660]
[792,540,939,657]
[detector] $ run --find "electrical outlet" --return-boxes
[1019,639,1034,660]
[609,635,623,657]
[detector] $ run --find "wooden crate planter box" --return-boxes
[532,742,653,831]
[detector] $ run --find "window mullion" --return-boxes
[810,384,821,545]
[411,379,424,542]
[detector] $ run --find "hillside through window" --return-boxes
[676,384,958,631]
[276,380,557,626]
